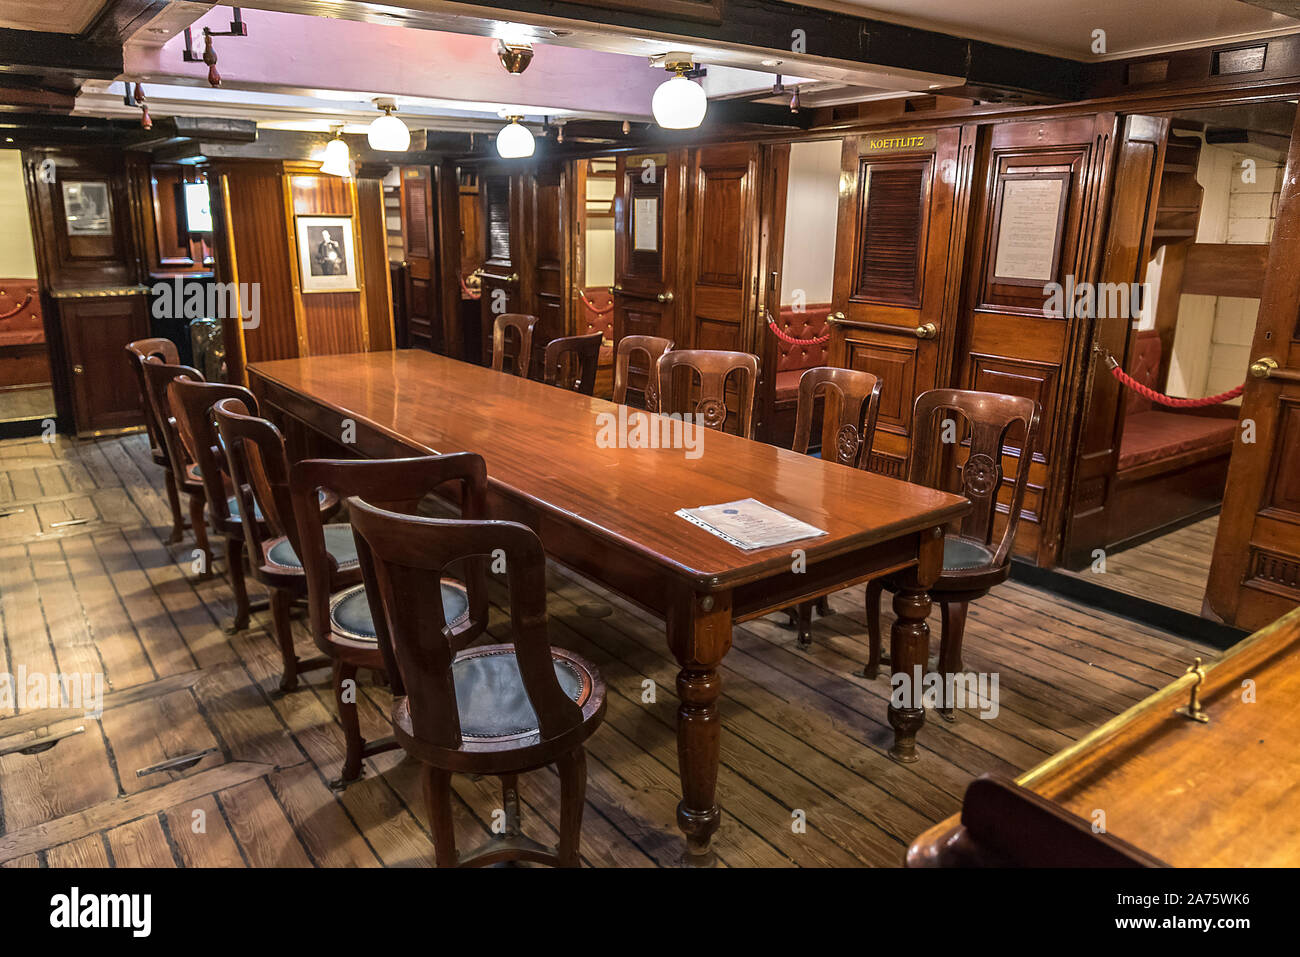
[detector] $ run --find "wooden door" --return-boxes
[828,126,974,477]
[479,171,529,366]
[1207,109,1300,630]
[399,165,438,352]
[612,150,682,404]
[63,294,150,434]
[528,161,569,364]
[951,115,1116,566]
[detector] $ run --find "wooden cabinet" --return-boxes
[59,293,150,434]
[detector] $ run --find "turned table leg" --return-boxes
[667,588,733,867]
[888,527,946,763]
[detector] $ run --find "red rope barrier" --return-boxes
[0,292,34,321]
[1107,358,1244,407]
[580,293,613,315]
[766,316,830,347]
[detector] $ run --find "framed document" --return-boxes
[61,181,112,236]
[991,173,1069,285]
[296,215,359,293]
[633,197,659,252]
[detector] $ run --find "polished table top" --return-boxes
[249,350,968,591]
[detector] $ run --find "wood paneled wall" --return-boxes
[210,159,389,383]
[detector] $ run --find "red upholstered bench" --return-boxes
[579,286,615,397]
[0,280,50,390]
[1109,328,1236,544]
[769,304,831,447]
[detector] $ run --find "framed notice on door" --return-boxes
[991,172,1069,285]
[633,197,659,252]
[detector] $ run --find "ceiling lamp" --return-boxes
[496,115,534,158]
[367,97,410,151]
[652,56,707,130]
[320,129,352,177]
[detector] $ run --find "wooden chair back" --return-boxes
[612,335,673,410]
[490,313,541,379]
[142,358,204,480]
[126,338,179,459]
[169,376,257,527]
[792,367,883,468]
[910,388,1041,567]
[657,348,759,438]
[349,498,584,750]
[540,331,603,395]
[290,455,490,668]
[213,397,297,572]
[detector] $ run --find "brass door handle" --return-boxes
[73,364,84,375]
[829,311,846,322]
[1250,356,1300,382]
[1250,357,1279,378]
[657,291,674,303]
[504,272,519,283]
[915,322,938,340]
[612,285,623,295]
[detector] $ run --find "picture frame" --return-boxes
[989,171,1070,287]
[61,181,112,236]
[295,215,359,293]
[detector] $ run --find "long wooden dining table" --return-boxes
[247,350,970,865]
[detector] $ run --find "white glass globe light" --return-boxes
[496,119,535,158]
[367,111,410,151]
[320,136,352,177]
[652,73,707,129]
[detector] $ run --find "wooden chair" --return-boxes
[612,334,673,410]
[657,348,759,438]
[290,455,489,787]
[126,338,186,543]
[785,367,884,644]
[490,313,541,379]
[349,496,607,866]
[540,331,604,395]
[141,357,212,571]
[168,376,261,633]
[213,396,352,693]
[865,389,1041,719]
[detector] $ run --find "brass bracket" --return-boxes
[1174,657,1210,724]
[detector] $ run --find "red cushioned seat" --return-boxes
[774,305,832,402]
[0,282,43,348]
[1118,411,1235,470]
[775,369,804,402]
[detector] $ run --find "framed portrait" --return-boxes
[61,181,112,236]
[295,216,359,292]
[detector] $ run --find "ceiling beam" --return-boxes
[83,0,186,46]
[1235,2,1300,17]
[0,29,123,82]
[240,0,1086,101]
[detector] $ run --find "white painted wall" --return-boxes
[584,171,615,288]
[1162,139,1282,403]
[0,151,37,278]
[780,139,841,306]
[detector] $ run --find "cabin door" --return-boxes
[828,126,973,477]
[479,170,529,366]
[1206,109,1300,631]
[528,161,570,360]
[951,114,1117,566]
[399,165,438,352]
[611,150,682,404]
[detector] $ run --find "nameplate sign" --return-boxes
[863,132,935,154]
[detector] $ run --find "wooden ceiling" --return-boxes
[0,0,106,34]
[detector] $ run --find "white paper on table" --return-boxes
[675,497,827,551]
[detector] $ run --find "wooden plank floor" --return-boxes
[1062,515,1219,617]
[0,432,1218,868]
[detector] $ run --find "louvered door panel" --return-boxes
[854,161,930,306]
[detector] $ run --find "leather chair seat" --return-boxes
[227,494,264,523]
[944,536,994,571]
[265,523,359,571]
[329,580,469,641]
[453,648,590,739]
